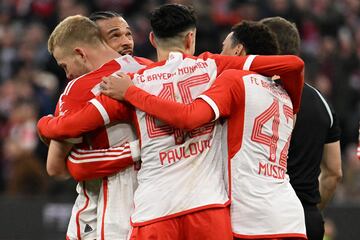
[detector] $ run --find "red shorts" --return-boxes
[130,207,232,240]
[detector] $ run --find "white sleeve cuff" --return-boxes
[243,55,257,71]
[197,95,220,120]
[129,140,140,162]
[89,98,110,125]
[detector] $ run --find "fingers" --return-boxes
[101,76,110,86]
[100,81,108,91]
[115,72,127,78]
[99,72,132,101]
[100,76,115,98]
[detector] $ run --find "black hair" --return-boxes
[89,11,122,22]
[149,4,197,38]
[231,20,279,55]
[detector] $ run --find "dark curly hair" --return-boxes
[231,20,279,55]
[149,4,197,39]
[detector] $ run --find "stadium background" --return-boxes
[0,0,359,239]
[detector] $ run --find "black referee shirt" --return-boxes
[287,83,341,206]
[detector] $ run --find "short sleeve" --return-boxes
[325,105,341,143]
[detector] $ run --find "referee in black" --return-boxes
[261,17,343,240]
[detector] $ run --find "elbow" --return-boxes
[182,123,200,131]
[59,122,80,139]
[47,160,69,179]
[46,164,57,177]
[335,169,343,183]
[67,166,86,181]
[324,168,343,184]
[47,165,66,178]
[289,55,304,73]
[181,121,203,131]
[158,116,199,131]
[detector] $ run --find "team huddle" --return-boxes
[37,3,342,240]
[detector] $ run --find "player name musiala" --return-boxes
[258,161,286,179]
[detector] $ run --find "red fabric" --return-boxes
[38,57,150,181]
[203,69,247,171]
[59,59,121,115]
[123,54,303,131]
[203,53,304,113]
[125,85,214,131]
[129,53,303,114]
[244,55,304,113]
[37,94,132,140]
[66,143,134,181]
[129,207,232,240]
[134,56,154,66]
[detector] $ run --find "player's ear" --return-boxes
[237,44,246,56]
[233,43,245,56]
[184,30,195,53]
[73,47,86,61]
[149,32,157,48]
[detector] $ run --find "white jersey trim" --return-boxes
[68,153,132,163]
[90,98,110,125]
[198,95,220,120]
[307,83,333,127]
[243,55,257,71]
[69,144,131,163]
[129,140,141,161]
[71,149,129,158]
[73,144,129,153]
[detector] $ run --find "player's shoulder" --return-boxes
[133,56,154,66]
[135,59,167,75]
[219,69,254,81]
[197,51,220,60]
[213,70,256,95]
[114,55,153,74]
[303,83,330,105]
[197,51,215,58]
[65,60,121,96]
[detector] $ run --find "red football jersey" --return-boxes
[113,68,306,237]
[37,52,304,226]
[54,55,150,180]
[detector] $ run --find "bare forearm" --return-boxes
[47,140,72,180]
[318,173,341,210]
[318,141,342,210]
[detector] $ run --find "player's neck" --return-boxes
[90,46,120,69]
[157,47,186,61]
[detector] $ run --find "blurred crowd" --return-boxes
[0,0,359,205]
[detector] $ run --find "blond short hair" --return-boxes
[48,15,104,54]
